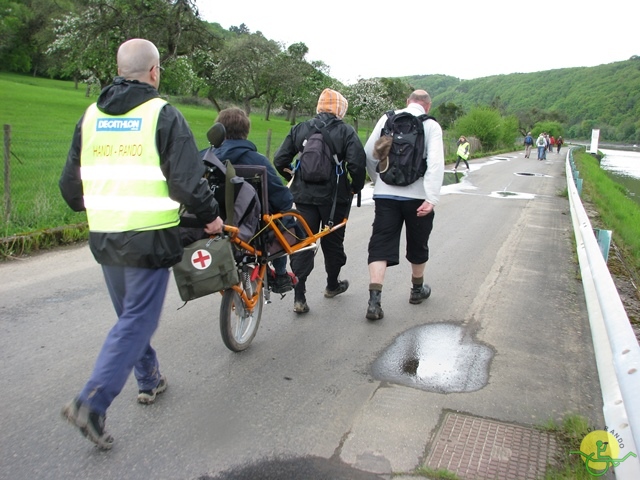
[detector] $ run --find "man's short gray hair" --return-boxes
[408,90,431,105]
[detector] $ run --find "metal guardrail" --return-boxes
[566,148,640,477]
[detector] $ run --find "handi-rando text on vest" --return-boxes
[80,98,180,232]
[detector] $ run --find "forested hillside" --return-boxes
[404,57,640,142]
[2,0,638,141]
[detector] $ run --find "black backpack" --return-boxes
[378,110,434,186]
[295,120,340,184]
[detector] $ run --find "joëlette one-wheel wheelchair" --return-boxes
[192,124,347,352]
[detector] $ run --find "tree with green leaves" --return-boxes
[0,0,75,75]
[433,102,464,130]
[379,77,412,108]
[0,0,33,73]
[260,42,311,121]
[514,107,568,136]
[345,78,389,132]
[159,55,206,96]
[499,115,520,147]
[207,31,281,114]
[533,120,564,139]
[46,0,209,89]
[47,8,119,90]
[279,57,336,125]
[453,106,504,150]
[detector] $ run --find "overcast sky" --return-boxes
[194,0,636,85]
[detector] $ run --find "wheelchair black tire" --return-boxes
[219,286,263,352]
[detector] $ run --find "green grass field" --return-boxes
[0,72,317,152]
[1,72,360,237]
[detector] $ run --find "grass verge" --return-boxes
[0,223,89,259]
[539,414,596,479]
[573,149,640,282]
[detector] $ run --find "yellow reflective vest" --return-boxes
[457,141,470,160]
[80,98,180,232]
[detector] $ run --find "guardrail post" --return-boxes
[594,229,612,262]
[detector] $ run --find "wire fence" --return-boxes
[2,124,83,239]
[2,122,464,241]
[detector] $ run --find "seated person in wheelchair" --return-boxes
[210,107,296,294]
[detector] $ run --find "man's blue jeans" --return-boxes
[78,265,169,415]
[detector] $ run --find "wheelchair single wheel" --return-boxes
[219,278,263,352]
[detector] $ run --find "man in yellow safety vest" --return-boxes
[59,38,223,449]
[454,136,471,172]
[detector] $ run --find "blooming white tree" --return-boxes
[346,78,388,121]
[46,0,210,90]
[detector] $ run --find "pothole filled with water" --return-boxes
[515,172,552,177]
[490,191,535,199]
[443,171,468,185]
[371,323,494,393]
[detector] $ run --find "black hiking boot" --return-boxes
[293,283,309,314]
[366,289,384,321]
[409,284,431,304]
[272,273,293,294]
[324,280,349,298]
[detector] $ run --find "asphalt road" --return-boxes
[0,148,604,479]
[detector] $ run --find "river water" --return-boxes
[599,148,640,206]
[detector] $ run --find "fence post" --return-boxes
[3,124,10,224]
[265,129,272,160]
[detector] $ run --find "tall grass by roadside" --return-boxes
[574,150,640,279]
[540,414,594,480]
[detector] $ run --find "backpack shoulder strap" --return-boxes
[299,119,317,149]
[309,117,341,165]
[381,110,396,135]
[223,160,237,223]
[415,115,436,160]
[317,125,340,164]
[418,114,436,123]
[202,147,227,173]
